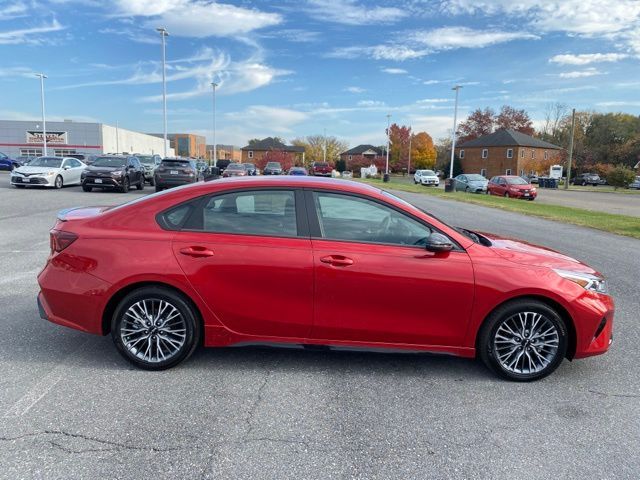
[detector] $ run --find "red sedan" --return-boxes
[38,177,613,381]
[488,175,537,200]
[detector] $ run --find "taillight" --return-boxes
[50,229,78,253]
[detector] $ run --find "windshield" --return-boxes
[92,157,126,167]
[506,177,528,185]
[422,170,436,176]
[244,163,255,169]
[315,162,329,167]
[27,157,62,168]
[226,163,244,170]
[466,174,486,181]
[137,156,155,165]
[266,162,281,168]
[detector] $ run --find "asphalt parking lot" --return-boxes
[0,172,638,479]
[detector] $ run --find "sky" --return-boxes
[1,0,640,148]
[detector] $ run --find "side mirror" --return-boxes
[425,232,453,253]
[63,165,70,170]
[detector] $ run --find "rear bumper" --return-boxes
[37,256,112,335]
[155,175,195,186]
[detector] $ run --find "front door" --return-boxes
[307,190,474,347]
[172,189,313,338]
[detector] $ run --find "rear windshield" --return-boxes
[161,160,191,168]
[314,162,329,167]
[92,157,126,167]
[226,163,244,170]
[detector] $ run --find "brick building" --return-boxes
[339,145,386,166]
[150,133,206,158]
[458,129,562,178]
[240,137,304,164]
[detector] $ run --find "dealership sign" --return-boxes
[26,131,68,145]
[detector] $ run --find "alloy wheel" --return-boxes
[493,311,559,375]
[120,298,187,363]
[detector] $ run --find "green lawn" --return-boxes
[357,177,640,240]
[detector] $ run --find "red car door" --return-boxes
[171,189,313,338]
[307,190,475,347]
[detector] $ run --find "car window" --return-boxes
[313,192,431,246]
[198,190,297,237]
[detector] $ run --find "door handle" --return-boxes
[179,246,214,258]
[320,255,354,267]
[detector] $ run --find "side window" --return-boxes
[159,202,196,230]
[312,192,431,247]
[506,148,513,158]
[481,149,488,159]
[71,159,81,167]
[201,190,297,237]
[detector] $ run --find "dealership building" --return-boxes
[0,119,172,158]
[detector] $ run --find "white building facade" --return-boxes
[0,120,172,158]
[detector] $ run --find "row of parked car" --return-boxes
[413,170,538,200]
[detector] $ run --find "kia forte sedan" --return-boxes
[37,177,613,381]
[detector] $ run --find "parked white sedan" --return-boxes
[10,156,86,189]
[414,169,440,186]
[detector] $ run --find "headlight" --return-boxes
[46,171,55,176]
[531,187,537,192]
[553,269,608,294]
[112,171,123,177]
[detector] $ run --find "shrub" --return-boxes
[606,164,636,190]
[335,159,346,172]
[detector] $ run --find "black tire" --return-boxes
[465,187,470,193]
[581,181,587,186]
[121,177,130,193]
[111,286,201,370]
[155,185,163,192]
[477,299,568,381]
[504,192,509,198]
[54,175,63,189]
[149,177,155,186]
[82,185,92,192]
[137,176,144,190]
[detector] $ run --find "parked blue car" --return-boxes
[0,152,21,171]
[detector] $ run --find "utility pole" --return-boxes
[323,127,327,163]
[156,27,169,158]
[449,85,462,180]
[565,108,576,190]
[35,73,47,156]
[385,114,391,175]
[408,134,412,176]
[115,120,120,153]
[211,82,218,167]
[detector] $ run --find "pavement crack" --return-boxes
[588,389,640,398]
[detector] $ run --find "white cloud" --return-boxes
[114,0,282,37]
[329,45,429,60]
[0,66,36,78]
[417,98,451,104]
[304,0,407,25]
[262,29,321,43]
[357,100,386,107]
[382,68,408,74]
[423,80,442,85]
[0,1,28,20]
[549,53,629,65]
[344,86,366,93]
[557,68,604,78]
[0,19,65,45]
[408,27,538,50]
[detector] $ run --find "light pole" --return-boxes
[565,108,576,190]
[35,73,47,156]
[323,127,327,163]
[408,133,412,176]
[385,114,391,175]
[156,27,169,158]
[211,82,218,166]
[449,85,462,180]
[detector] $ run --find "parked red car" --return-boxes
[38,177,613,380]
[488,175,537,200]
[311,162,332,177]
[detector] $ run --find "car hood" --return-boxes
[87,166,123,173]
[479,232,598,274]
[14,165,60,174]
[507,184,533,190]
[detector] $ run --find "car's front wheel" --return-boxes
[137,176,144,190]
[478,299,568,381]
[54,175,63,189]
[121,177,130,193]
[111,287,201,370]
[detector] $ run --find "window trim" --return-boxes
[481,149,488,159]
[505,169,512,175]
[303,189,463,251]
[156,187,309,238]
[506,148,513,159]
[459,149,465,159]
[480,168,487,177]
[248,150,254,159]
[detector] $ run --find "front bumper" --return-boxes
[572,292,615,359]
[82,176,122,188]
[420,179,440,185]
[11,175,54,186]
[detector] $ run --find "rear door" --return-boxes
[171,188,314,338]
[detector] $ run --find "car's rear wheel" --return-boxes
[478,299,567,381]
[82,185,92,192]
[155,185,163,192]
[54,175,63,189]
[137,176,144,190]
[111,287,200,370]
[504,192,510,198]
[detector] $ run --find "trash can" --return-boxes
[383,173,390,183]
[539,177,547,188]
[444,178,454,192]
[549,178,559,189]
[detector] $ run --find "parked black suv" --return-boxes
[263,161,283,175]
[572,173,601,186]
[81,155,145,192]
[154,158,200,192]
